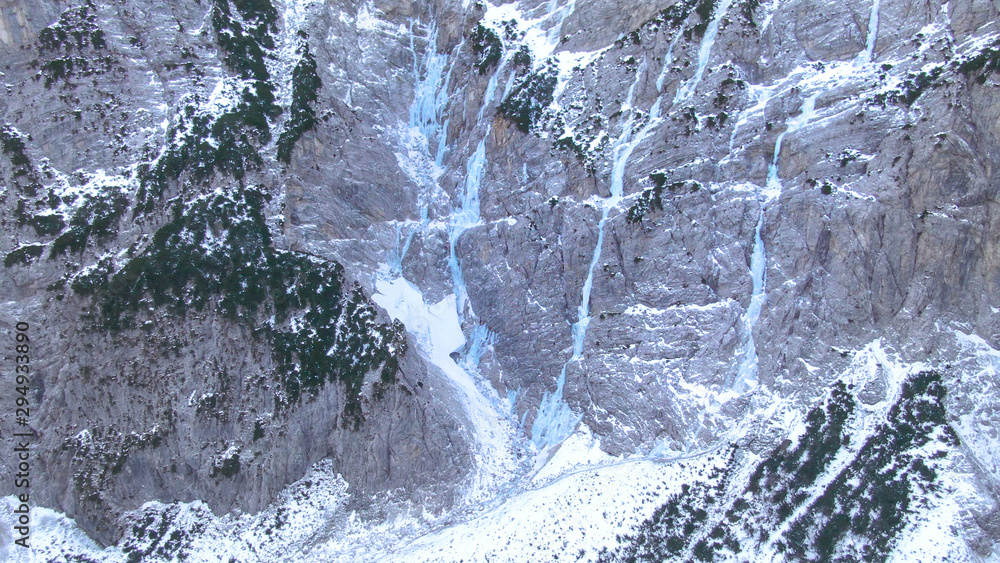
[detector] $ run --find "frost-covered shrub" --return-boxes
[32,2,115,89]
[95,187,406,424]
[471,24,502,74]
[499,63,558,133]
[4,245,45,268]
[71,257,115,295]
[512,45,532,67]
[277,33,322,164]
[958,38,1000,83]
[50,186,129,256]
[37,1,106,52]
[211,0,278,82]
[136,0,285,211]
[785,371,958,562]
[0,125,42,196]
[28,213,66,236]
[596,451,736,562]
[599,374,957,562]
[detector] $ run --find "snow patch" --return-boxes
[373,277,517,504]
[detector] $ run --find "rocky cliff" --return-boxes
[1,0,1000,561]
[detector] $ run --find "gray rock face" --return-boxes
[430,0,1000,463]
[0,0,476,545]
[2,0,1000,558]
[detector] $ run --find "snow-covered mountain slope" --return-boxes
[1,0,999,560]
[3,342,990,562]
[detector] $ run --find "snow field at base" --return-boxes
[0,461,355,563]
[384,349,985,563]
[380,426,732,563]
[1,498,108,562]
[4,336,986,562]
[888,458,982,563]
